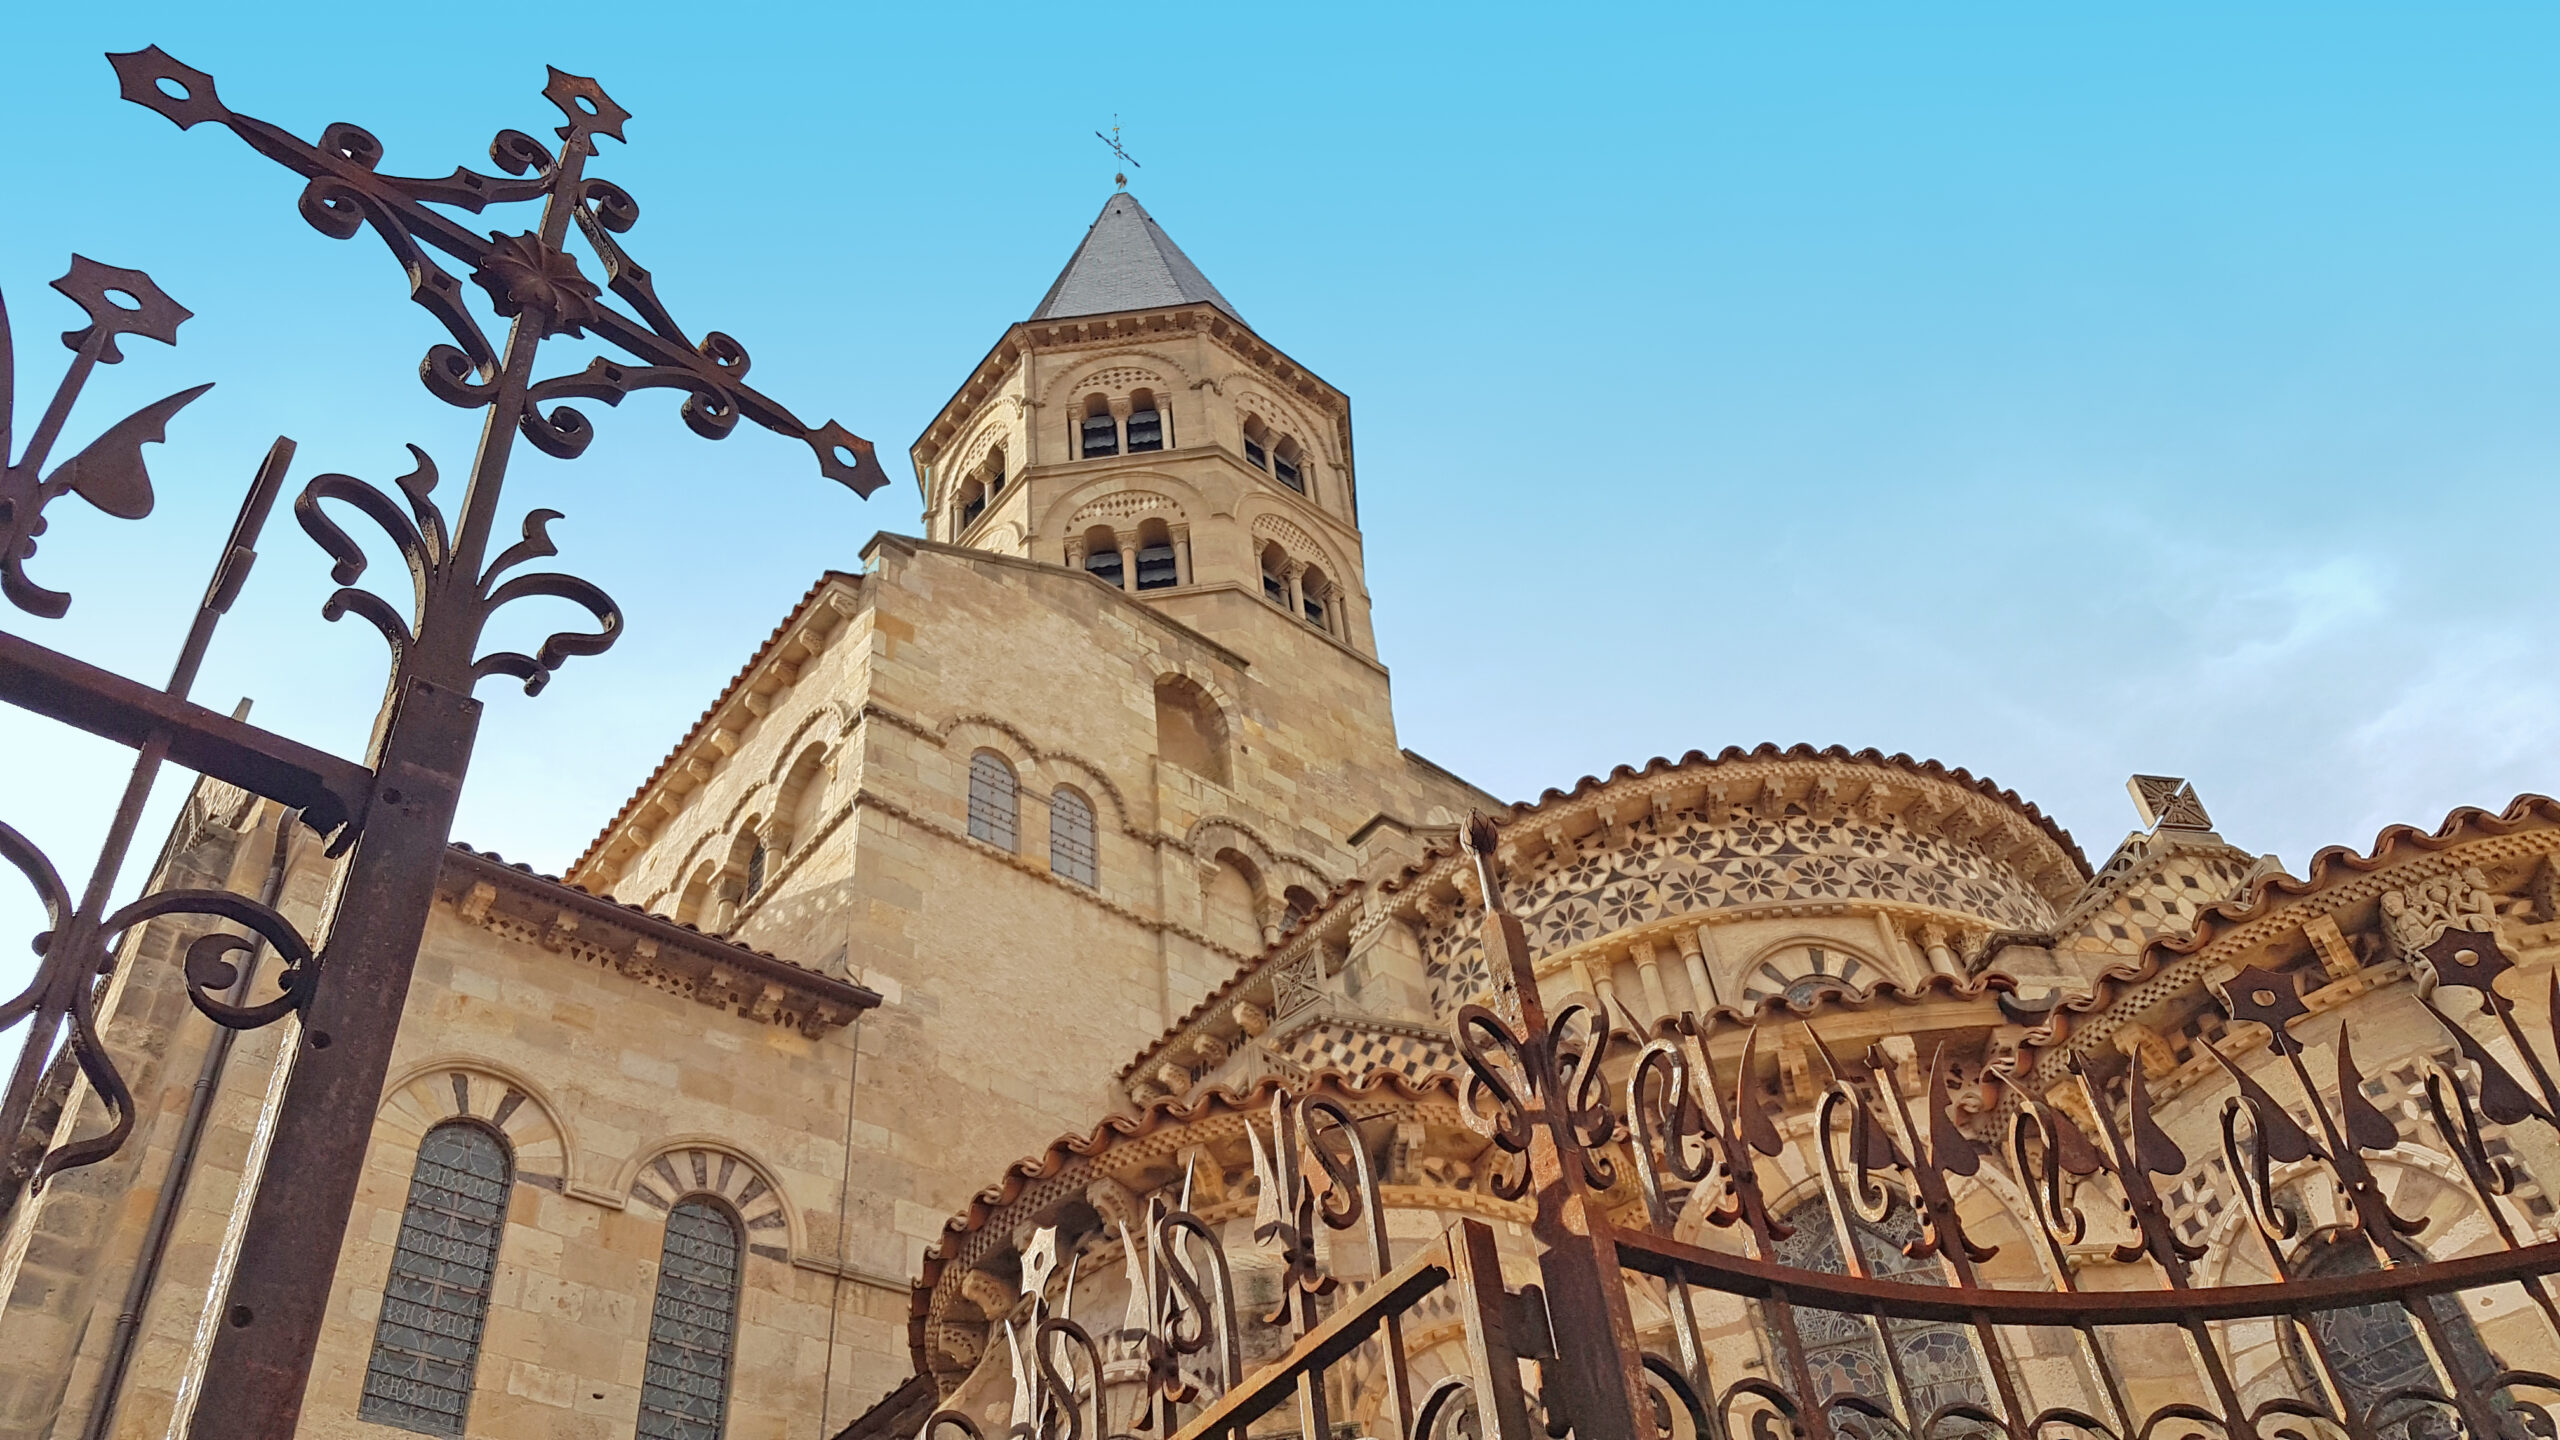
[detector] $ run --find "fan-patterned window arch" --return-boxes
[359,1121,512,1436]
[1050,787,1098,888]
[636,1197,743,1440]
[968,751,1019,851]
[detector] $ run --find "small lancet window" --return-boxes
[968,751,1019,852]
[1050,787,1098,888]
[360,1122,512,1436]
[1079,396,1118,458]
[743,840,767,900]
[1126,391,1164,452]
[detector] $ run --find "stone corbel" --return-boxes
[542,909,579,952]
[1232,1000,1271,1038]
[2113,1022,2176,1080]
[2303,914,2360,981]
[958,1268,1019,1324]
[457,881,497,927]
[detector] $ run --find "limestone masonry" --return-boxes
[4,191,2555,1440]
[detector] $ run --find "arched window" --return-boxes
[956,479,987,530]
[742,841,767,900]
[1259,544,1289,606]
[1082,526,1124,588]
[778,746,829,854]
[968,751,1019,851]
[1050,787,1098,888]
[1134,518,1178,591]
[1766,1193,1989,1423]
[1272,438,1306,494]
[2285,1228,2495,1439]
[636,1198,742,1440]
[1154,676,1230,784]
[1283,885,1321,923]
[1079,395,1117,458]
[360,1122,512,1436]
[1299,565,1330,630]
[1126,390,1165,452]
[674,862,713,928]
[1242,417,1271,471]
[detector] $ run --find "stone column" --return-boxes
[1693,922,1728,1008]
[1117,534,1139,593]
[1283,560,1306,618]
[1674,927,1718,1011]
[1920,923,1960,979]
[1170,523,1193,587]
[1631,939,1672,1027]
[1064,534,1086,570]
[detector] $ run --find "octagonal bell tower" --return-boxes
[910,192,1374,661]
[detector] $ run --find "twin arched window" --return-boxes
[361,1120,746,1439]
[972,751,1102,887]
[1242,417,1308,495]
[1077,391,1167,459]
[955,447,1006,532]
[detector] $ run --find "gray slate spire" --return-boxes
[1030,192,1244,324]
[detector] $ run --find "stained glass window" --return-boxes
[967,752,1018,852]
[2288,1231,2498,1440]
[1769,1194,1990,1425]
[360,1122,512,1436]
[1050,788,1098,888]
[637,1199,742,1440]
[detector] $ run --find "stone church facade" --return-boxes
[2,191,2556,1440]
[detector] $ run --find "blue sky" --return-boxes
[5,3,2559,980]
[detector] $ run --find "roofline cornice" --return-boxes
[441,845,880,1032]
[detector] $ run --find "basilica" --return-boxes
[2,190,2557,1440]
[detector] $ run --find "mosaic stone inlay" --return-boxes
[1418,810,2060,1015]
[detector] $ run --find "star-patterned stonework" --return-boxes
[1417,808,2061,1015]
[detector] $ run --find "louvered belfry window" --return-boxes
[637,1199,742,1440]
[1079,411,1118,458]
[967,752,1018,851]
[360,1122,512,1436]
[1050,788,1098,888]
[1125,407,1163,451]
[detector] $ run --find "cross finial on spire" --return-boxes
[1094,115,1140,190]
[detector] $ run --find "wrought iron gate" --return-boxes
[944,819,2560,1440]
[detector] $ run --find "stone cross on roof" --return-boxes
[2128,774,2214,832]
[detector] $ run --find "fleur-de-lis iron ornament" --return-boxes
[106,47,889,497]
[0,257,209,617]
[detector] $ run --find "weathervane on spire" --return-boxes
[1094,115,1140,190]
